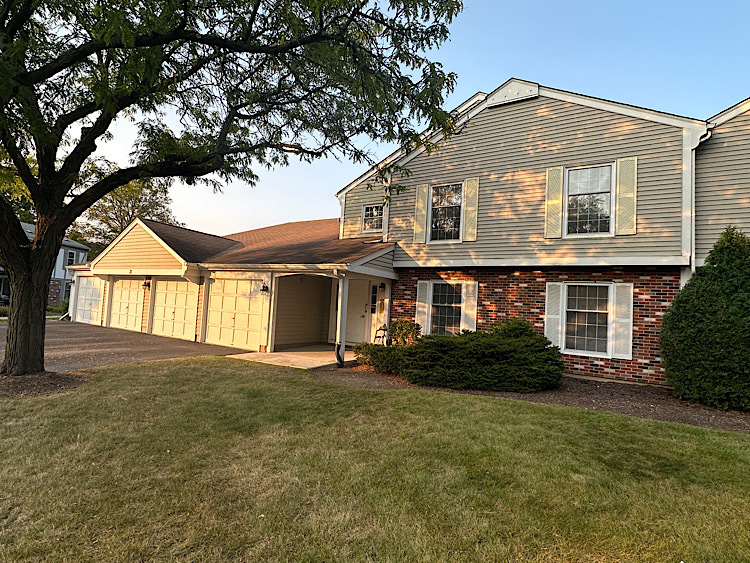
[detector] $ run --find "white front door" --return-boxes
[109,278,143,331]
[346,279,370,344]
[205,278,263,350]
[151,278,199,341]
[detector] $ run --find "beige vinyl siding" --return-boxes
[357,250,394,275]
[96,224,183,270]
[370,95,684,265]
[695,110,750,261]
[342,180,388,238]
[274,275,332,348]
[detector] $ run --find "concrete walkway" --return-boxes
[229,345,354,369]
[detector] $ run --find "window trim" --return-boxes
[427,181,465,244]
[562,162,616,239]
[360,203,384,233]
[426,280,463,335]
[66,250,76,266]
[561,282,614,358]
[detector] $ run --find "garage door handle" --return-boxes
[172,310,175,320]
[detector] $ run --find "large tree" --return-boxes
[0,0,461,375]
[77,178,181,254]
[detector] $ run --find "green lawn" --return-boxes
[0,358,748,561]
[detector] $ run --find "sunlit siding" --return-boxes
[95,224,182,270]
[357,250,394,275]
[695,110,750,261]
[343,95,685,265]
[342,180,388,238]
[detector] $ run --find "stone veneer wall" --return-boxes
[390,267,681,385]
[48,279,62,306]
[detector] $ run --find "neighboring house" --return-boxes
[0,222,89,306]
[68,79,750,385]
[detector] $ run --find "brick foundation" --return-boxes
[390,267,681,385]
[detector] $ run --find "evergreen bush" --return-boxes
[660,226,750,410]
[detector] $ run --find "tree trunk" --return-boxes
[1,249,57,376]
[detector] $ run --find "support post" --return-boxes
[335,274,349,367]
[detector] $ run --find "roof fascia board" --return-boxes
[200,263,349,271]
[539,86,707,130]
[90,218,187,273]
[348,264,399,280]
[136,219,190,266]
[347,244,395,267]
[709,97,750,126]
[393,256,690,268]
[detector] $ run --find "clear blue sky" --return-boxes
[116,0,750,236]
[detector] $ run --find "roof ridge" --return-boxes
[224,217,338,238]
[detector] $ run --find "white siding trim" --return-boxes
[393,256,689,268]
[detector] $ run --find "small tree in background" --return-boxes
[660,226,750,410]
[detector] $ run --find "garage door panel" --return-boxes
[75,276,104,325]
[151,277,198,341]
[110,278,143,331]
[205,278,263,350]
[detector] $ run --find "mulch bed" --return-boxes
[312,364,750,434]
[0,371,90,398]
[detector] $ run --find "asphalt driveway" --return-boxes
[0,321,249,372]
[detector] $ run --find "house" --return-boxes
[68,79,750,385]
[0,222,89,306]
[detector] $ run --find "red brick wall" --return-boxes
[390,267,681,385]
[48,279,62,306]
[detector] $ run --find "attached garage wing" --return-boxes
[205,278,263,350]
[74,276,104,325]
[151,277,199,341]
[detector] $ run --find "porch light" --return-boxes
[142,280,151,289]
[379,282,386,291]
[260,283,269,292]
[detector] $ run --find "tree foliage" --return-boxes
[0,0,462,374]
[77,179,181,250]
[660,226,750,410]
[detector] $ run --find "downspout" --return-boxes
[691,127,713,276]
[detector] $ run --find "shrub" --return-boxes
[352,342,405,374]
[661,226,750,411]
[399,319,563,393]
[0,305,8,317]
[389,320,421,345]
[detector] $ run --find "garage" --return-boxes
[109,277,144,331]
[204,278,264,350]
[73,275,104,325]
[151,277,199,341]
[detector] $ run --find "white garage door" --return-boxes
[151,277,199,341]
[74,276,104,325]
[109,278,144,331]
[205,278,263,350]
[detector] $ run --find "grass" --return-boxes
[0,357,748,561]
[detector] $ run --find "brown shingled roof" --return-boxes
[211,218,392,265]
[140,218,241,263]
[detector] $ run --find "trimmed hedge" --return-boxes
[660,226,750,411]
[355,318,563,393]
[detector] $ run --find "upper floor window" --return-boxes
[430,183,463,241]
[361,204,383,232]
[565,164,614,236]
[66,250,76,266]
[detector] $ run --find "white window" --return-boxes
[361,204,383,232]
[564,284,610,354]
[544,282,634,360]
[430,282,463,335]
[66,250,76,266]
[564,164,614,236]
[429,183,463,241]
[63,282,72,300]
